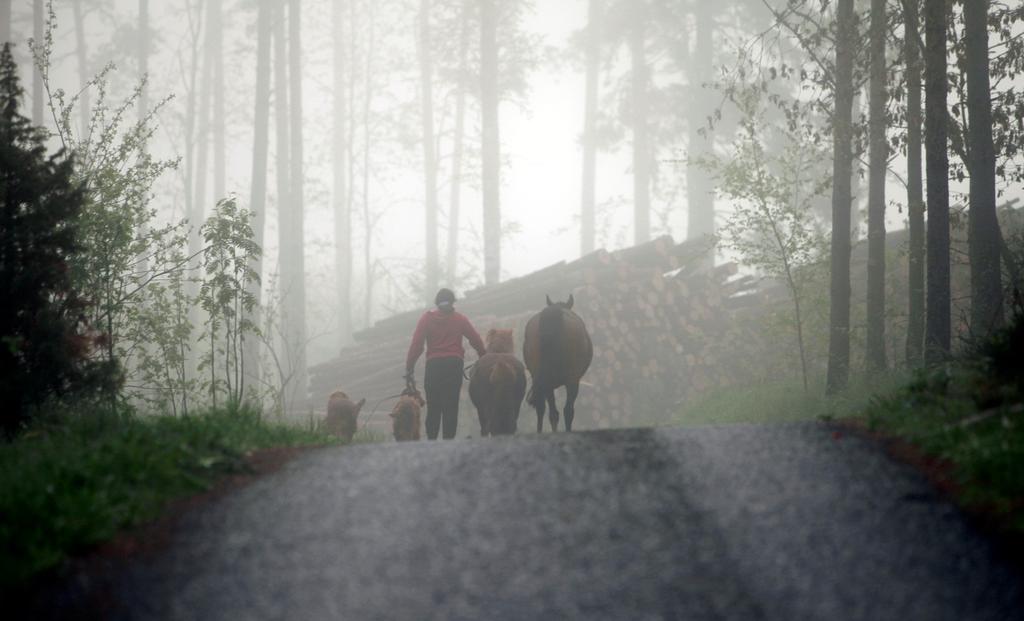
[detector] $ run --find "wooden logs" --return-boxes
[307,235,770,429]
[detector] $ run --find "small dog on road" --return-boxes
[324,391,366,443]
[391,388,425,442]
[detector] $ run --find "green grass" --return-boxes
[0,404,367,589]
[672,372,909,427]
[862,362,1024,534]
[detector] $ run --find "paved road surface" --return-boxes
[99,423,1022,619]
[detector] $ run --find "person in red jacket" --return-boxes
[405,288,487,440]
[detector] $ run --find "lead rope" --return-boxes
[359,391,405,431]
[360,377,421,431]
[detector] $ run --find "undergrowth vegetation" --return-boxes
[672,372,909,427]
[863,313,1024,535]
[0,406,376,590]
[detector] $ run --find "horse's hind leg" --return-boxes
[479,407,489,437]
[547,390,560,432]
[533,391,545,433]
[564,381,580,432]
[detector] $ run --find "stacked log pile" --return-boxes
[308,235,766,429]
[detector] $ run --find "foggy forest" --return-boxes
[2,0,1024,616]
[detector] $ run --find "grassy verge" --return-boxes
[860,332,1024,535]
[672,372,909,427]
[0,405,376,589]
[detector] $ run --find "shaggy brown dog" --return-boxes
[324,391,366,442]
[390,388,425,442]
[469,329,527,436]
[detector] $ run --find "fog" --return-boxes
[3,0,1020,427]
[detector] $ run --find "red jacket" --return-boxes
[406,309,487,371]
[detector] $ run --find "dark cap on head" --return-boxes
[435,288,456,307]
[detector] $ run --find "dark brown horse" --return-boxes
[523,295,593,432]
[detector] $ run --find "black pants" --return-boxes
[424,356,464,440]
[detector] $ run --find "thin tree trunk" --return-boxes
[826,0,856,395]
[242,0,271,395]
[285,0,307,406]
[134,0,151,277]
[72,0,90,135]
[182,0,205,379]
[965,0,1002,337]
[191,0,213,260]
[182,2,201,230]
[138,0,148,123]
[347,0,358,322]
[419,0,439,301]
[580,0,601,256]
[480,0,501,285]
[362,12,375,327]
[850,87,863,240]
[687,1,714,244]
[273,0,289,272]
[211,0,225,200]
[924,0,950,363]
[903,0,925,366]
[0,0,10,44]
[629,13,650,245]
[33,0,44,125]
[446,0,470,282]
[866,0,887,372]
[272,0,291,373]
[333,0,352,347]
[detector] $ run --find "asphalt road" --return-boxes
[101,423,1021,620]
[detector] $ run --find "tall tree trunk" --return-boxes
[903,0,925,366]
[826,0,856,395]
[580,0,601,256]
[138,0,148,123]
[333,0,352,347]
[629,13,650,245]
[924,0,950,363]
[419,0,439,301]
[446,0,470,282]
[285,0,307,406]
[362,12,375,327]
[72,0,90,135]
[211,0,225,200]
[0,0,10,45]
[243,0,272,395]
[347,0,358,323]
[965,0,1002,337]
[850,87,863,240]
[185,0,211,364]
[866,0,887,372]
[134,0,150,278]
[192,0,213,260]
[272,0,291,374]
[480,0,501,285]
[181,0,201,251]
[687,1,714,244]
[33,0,44,125]
[273,0,290,252]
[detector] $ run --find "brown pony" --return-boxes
[324,391,366,442]
[523,295,593,432]
[390,388,425,442]
[469,329,527,436]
